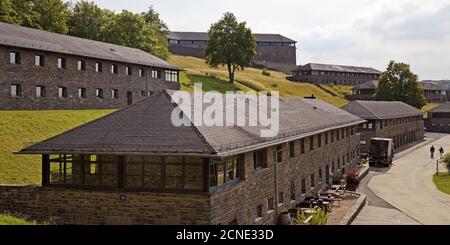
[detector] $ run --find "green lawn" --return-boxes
[0,110,113,184]
[169,55,349,107]
[0,214,38,225]
[433,173,450,195]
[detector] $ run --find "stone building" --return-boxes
[342,100,424,154]
[0,22,181,110]
[348,80,378,101]
[424,103,450,132]
[289,63,381,85]
[167,31,297,73]
[0,90,364,225]
[421,83,447,103]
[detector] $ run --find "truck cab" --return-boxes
[369,138,394,167]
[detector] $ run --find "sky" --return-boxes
[71,0,450,80]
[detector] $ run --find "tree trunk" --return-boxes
[227,63,234,83]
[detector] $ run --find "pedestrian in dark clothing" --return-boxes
[439,147,444,158]
[430,145,435,159]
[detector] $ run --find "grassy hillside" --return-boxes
[0,110,113,184]
[0,214,38,225]
[320,84,353,98]
[169,55,348,107]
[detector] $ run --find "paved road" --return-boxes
[352,206,419,225]
[368,133,450,225]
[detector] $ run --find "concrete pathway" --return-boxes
[368,134,450,225]
[352,206,419,225]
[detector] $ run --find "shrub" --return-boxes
[294,207,328,225]
[444,153,450,171]
[262,68,271,76]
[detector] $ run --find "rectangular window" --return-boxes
[253,149,267,169]
[301,139,305,153]
[125,156,162,189]
[36,86,45,97]
[336,129,340,140]
[112,89,119,99]
[290,181,296,200]
[301,178,306,194]
[310,174,315,188]
[96,88,103,98]
[278,192,284,204]
[95,62,103,72]
[325,132,329,145]
[289,142,295,158]
[318,134,322,148]
[267,198,274,211]
[58,87,67,98]
[165,70,178,82]
[35,55,44,66]
[125,66,132,76]
[331,131,335,143]
[57,57,66,69]
[139,68,145,77]
[111,64,118,74]
[10,84,21,97]
[77,60,86,71]
[319,168,323,181]
[256,205,263,218]
[276,145,283,163]
[152,69,161,79]
[165,156,184,189]
[9,52,20,64]
[78,88,86,98]
[309,136,314,151]
[209,156,242,188]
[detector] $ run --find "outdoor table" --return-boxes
[331,185,341,190]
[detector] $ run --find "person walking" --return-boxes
[430,145,435,159]
[439,146,445,158]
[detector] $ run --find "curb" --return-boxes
[339,192,366,225]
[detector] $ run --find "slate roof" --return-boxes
[421,82,447,91]
[168,31,296,43]
[353,80,379,90]
[19,90,364,157]
[0,22,180,70]
[429,103,450,113]
[342,100,422,120]
[293,63,381,74]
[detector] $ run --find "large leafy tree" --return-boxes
[32,0,70,33]
[99,10,168,59]
[140,6,169,59]
[0,0,39,27]
[68,1,109,40]
[205,12,256,83]
[374,60,426,109]
[0,0,19,24]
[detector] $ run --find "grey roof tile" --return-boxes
[342,100,422,120]
[0,22,180,70]
[168,31,296,43]
[20,91,364,156]
[293,63,381,74]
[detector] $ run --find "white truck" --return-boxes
[368,138,394,167]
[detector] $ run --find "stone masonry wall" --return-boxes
[210,126,361,225]
[0,45,179,110]
[0,185,210,225]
